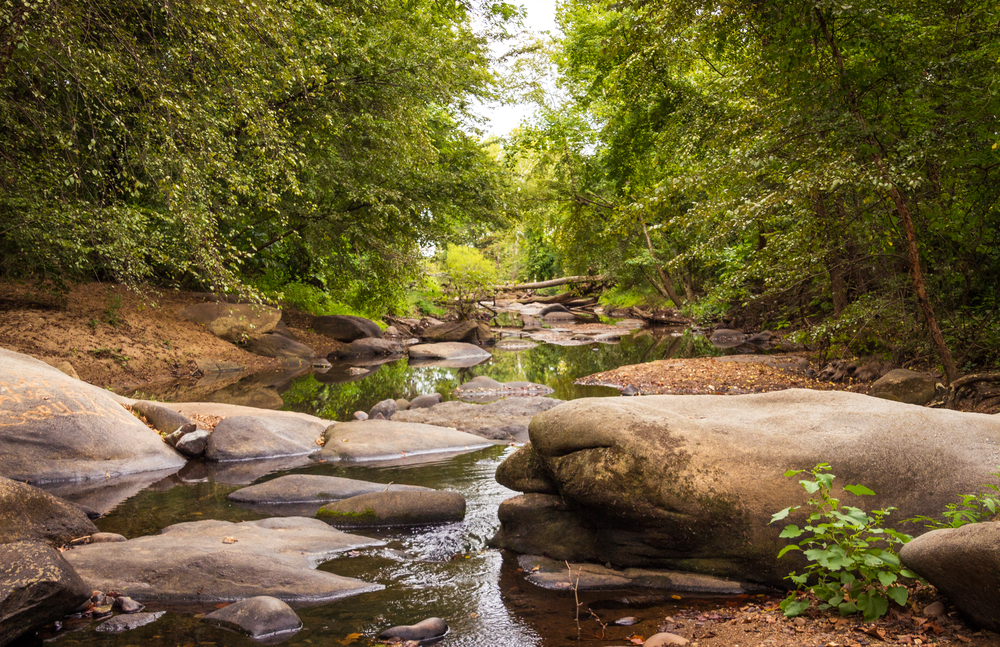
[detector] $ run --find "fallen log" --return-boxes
[502,275,603,290]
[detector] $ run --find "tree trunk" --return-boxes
[502,275,602,290]
[639,216,685,306]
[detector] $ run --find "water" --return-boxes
[55,327,734,647]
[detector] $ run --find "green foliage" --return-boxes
[438,244,498,320]
[907,470,1000,530]
[771,464,919,621]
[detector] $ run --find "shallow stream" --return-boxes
[56,329,736,647]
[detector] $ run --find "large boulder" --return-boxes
[205,415,326,461]
[319,420,495,462]
[245,333,316,359]
[327,338,403,359]
[0,478,98,546]
[318,490,466,527]
[869,368,941,405]
[228,474,430,505]
[180,302,281,342]
[491,389,1000,586]
[392,397,562,442]
[0,541,91,647]
[63,517,382,603]
[0,348,186,483]
[312,315,383,342]
[420,320,493,344]
[899,523,1000,631]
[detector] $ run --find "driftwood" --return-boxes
[502,275,603,290]
[945,372,1000,411]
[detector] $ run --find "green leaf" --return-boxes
[771,507,793,523]
[845,484,876,496]
[780,597,810,618]
[877,571,898,587]
[779,525,804,538]
[887,586,909,607]
[778,545,802,559]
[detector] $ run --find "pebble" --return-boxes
[353,411,368,420]
[614,616,641,626]
[114,596,144,613]
[922,600,946,618]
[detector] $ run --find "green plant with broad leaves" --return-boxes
[771,464,920,621]
[907,470,1000,529]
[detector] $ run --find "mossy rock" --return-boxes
[317,490,465,527]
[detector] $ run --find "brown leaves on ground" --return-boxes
[576,356,867,396]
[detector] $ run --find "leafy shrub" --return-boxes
[906,470,1000,529]
[439,244,497,320]
[771,463,919,621]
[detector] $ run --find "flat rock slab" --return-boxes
[518,555,750,594]
[246,333,316,359]
[155,401,331,428]
[0,348,185,483]
[95,611,166,634]
[203,596,301,638]
[205,415,327,461]
[320,420,495,462]
[392,397,562,442]
[228,474,430,505]
[63,517,383,603]
[452,376,554,402]
[318,490,466,527]
[494,389,1000,586]
[0,477,98,546]
[408,342,491,361]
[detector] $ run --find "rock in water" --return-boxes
[63,517,383,603]
[245,333,316,359]
[491,389,1000,586]
[318,490,466,527]
[203,596,301,638]
[899,522,1000,631]
[95,611,165,633]
[420,321,492,344]
[408,342,491,361]
[377,617,449,642]
[0,477,98,546]
[319,420,494,462]
[392,397,561,442]
[368,398,398,420]
[0,348,185,483]
[0,541,91,646]
[205,415,326,461]
[228,474,429,505]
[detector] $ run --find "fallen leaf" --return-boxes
[338,633,363,644]
[954,635,971,643]
[213,602,230,609]
[222,537,237,544]
[627,635,645,645]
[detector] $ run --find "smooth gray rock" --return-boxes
[203,596,301,638]
[420,320,492,344]
[408,393,443,409]
[175,429,210,457]
[377,617,448,642]
[205,415,326,461]
[899,522,1000,631]
[63,517,383,603]
[163,422,197,446]
[95,611,165,634]
[228,474,429,505]
[368,398,398,420]
[353,411,368,421]
[0,542,91,646]
[394,398,410,411]
[90,532,127,543]
[245,333,316,359]
[0,477,98,546]
[131,401,194,435]
[180,302,281,341]
[408,342,491,361]
[327,338,402,358]
[644,632,690,646]
[391,397,562,442]
[518,555,747,595]
[492,389,1000,586]
[0,348,185,483]
[320,420,494,462]
[870,368,941,405]
[312,315,382,342]
[494,444,558,495]
[491,494,598,561]
[318,490,465,527]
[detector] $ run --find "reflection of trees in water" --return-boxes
[279,330,720,419]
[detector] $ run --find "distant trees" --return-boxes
[0,0,518,313]
[508,0,1000,375]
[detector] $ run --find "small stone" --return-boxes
[922,600,946,618]
[793,617,807,626]
[614,616,640,626]
[164,422,198,446]
[377,617,448,642]
[408,393,443,409]
[92,604,113,619]
[353,411,368,420]
[622,384,640,396]
[114,596,145,613]
[373,412,385,420]
[175,429,210,457]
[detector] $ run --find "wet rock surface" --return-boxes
[407,341,492,361]
[205,414,326,461]
[391,396,562,442]
[63,517,383,603]
[517,555,749,594]
[317,490,466,527]
[180,302,281,342]
[95,611,166,634]
[245,333,316,359]
[493,389,1000,585]
[228,474,430,505]
[451,375,555,402]
[420,320,492,344]
[377,617,449,642]
[0,348,185,483]
[202,596,301,638]
[311,315,382,342]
